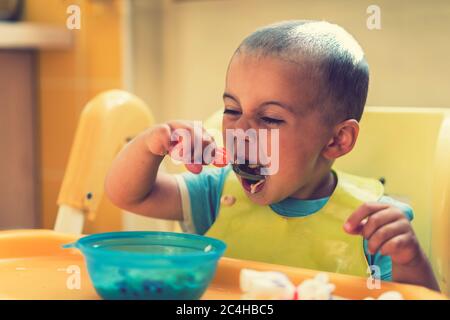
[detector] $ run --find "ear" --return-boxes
[322,119,359,160]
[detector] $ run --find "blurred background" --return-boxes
[0,0,449,234]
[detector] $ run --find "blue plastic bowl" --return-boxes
[63,231,226,300]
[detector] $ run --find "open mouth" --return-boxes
[232,163,267,194]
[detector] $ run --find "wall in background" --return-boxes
[131,0,450,123]
[130,0,164,117]
[25,0,125,233]
[0,51,38,229]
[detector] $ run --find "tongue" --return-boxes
[241,178,265,194]
[250,180,265,194]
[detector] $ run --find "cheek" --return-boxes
[277,132,309,162]
[275,132,319,174]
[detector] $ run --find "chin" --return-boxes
[243,188,280,206]
[247,195,272,206]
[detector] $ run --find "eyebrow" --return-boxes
[223,92,295,113]
[223,92,240,104]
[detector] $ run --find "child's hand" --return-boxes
[343,202,422,266]
[145,121,224,174]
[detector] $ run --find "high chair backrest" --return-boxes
[203,106,450,294]
[334,107,450,294]
[333,107,447,246]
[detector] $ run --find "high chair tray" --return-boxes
[0,230,445,300]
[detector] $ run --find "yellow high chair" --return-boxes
[53,90,155,234]
[0,90,447,299]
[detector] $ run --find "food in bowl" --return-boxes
[64,231,226,300]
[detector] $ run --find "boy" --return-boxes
[105,21,439,291]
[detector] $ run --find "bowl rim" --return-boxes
[63,231,226,263]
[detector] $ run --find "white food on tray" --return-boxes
[296,272,335,300]
[240,268,296,300]
[239,268,404,300]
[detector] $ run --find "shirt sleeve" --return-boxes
[364,196,415,281]
[175,166,230,235]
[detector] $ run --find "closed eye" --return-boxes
[261,116,284,125]
[224,108,241,116]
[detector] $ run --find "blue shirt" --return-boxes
[176,166,414,281]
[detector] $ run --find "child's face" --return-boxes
[222,53,335,204]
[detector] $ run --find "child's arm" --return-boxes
[344,202,440,291]
[105,121,215,221]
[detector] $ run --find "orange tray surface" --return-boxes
[0,230,446,300]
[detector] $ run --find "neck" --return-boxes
[291,170,337,200]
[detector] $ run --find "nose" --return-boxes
[225,115,259,163]
[233,114,251,131]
